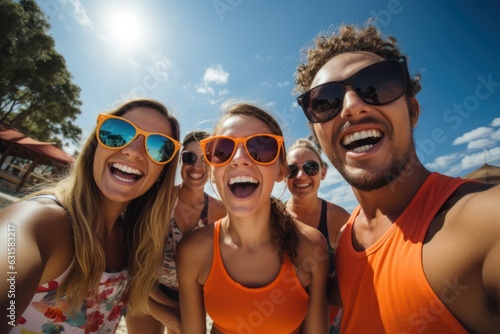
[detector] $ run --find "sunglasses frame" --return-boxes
[96,113,181,165]
[181,151,205,165]
[297,56,409,123]
[288,160,321,179]
[200,134,284,167]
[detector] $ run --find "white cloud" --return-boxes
[260,81,272,87]
[67,0,94,29]
[453,127,494,145]
[319,183,357,212]
[196,84,214,95]
[321,166,347,187]
[425,153,460,171]
[203,65,229,85]
[461,146,500,170]
[255,55,272,61]
[277,82,290,88]
[466,138,496,150]
[491,118,500,127]
[218,89,230,96]
[491,128,500,140]
[197,65,229,96]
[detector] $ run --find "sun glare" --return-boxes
[107,8,143,49]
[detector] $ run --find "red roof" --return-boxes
[0,123,74,164]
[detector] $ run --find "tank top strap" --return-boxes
[28,194,64,208]
[199,192,209,224]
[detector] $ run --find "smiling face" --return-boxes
[93,106,172,205]
[181,141,208,190]
[311,51,419,191]
[286,147,325,200]
[211,114,284,218]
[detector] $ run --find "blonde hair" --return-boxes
[212,102,299,262]
[288,138,328,169]
[27,98,179,315]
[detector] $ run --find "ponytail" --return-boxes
[270,197,299,263]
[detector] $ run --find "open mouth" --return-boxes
[188,172,204,180]
[294,182,311,189]
[228,175,259,198]
[341,129,383,153]
[111,163,143,183]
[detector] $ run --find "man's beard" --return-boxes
[329,132,416,191]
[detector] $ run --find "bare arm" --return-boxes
[177,234,208,334]
[0,200,71,333]
[468,185,500,304]
[300,228,329,333]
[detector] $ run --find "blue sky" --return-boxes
[38,0,500,211]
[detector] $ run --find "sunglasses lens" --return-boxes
[99,118,136,148]
[303,161,320,176]
[181,152,197,165]
[300,60,406,123]
[353,61,405,105]
[288,165,299,178]
[205,138,235,165]
[301,83,343,123]
[146,135,176,163]
[246,135,279,164]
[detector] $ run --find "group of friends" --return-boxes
[1,24,499,334]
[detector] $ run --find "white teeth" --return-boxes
[112,163,143,176]
[296,183,310,188]
[113,174,135,183]
[189,173,203,180]
[352,144,374,153]
[229,176,258,184]
[342,129,382,146]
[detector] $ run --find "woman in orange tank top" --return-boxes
[176,102,329,333]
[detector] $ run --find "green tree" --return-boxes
[0,0,82,147]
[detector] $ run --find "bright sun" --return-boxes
[107,8,143,49]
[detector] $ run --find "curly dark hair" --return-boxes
[295,25,421,99]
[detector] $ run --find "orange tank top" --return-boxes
[203,220,309,334]
[336,173,471,333]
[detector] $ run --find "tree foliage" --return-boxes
[0,0,82,147]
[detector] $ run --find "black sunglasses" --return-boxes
[181,151,205,165]
[288,161,320,179]
[297,56,409,123]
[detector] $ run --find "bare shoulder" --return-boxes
[0,197,70,240]
[325,200,350,217]
[295,220,327,248]
[448,182,498,222]
[325,201,351,232]
[176,222,215,285]
[177,222,215,258]
[207,196,226,223]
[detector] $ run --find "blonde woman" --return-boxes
[126,131,226,333]
[0,98,180,333]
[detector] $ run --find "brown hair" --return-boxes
[288,138,328,169]
[295,24,421,99]
[212,102,299,262]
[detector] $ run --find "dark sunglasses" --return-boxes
[297,56,409,123]
[181,151,205,165]
[200,134,284,167]
[96,114,180,164]
[288,161,320,178]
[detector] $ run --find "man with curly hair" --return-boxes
[294,24,500,333]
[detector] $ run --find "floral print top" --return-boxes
[12,262,128,334]
[159,193,209,289]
